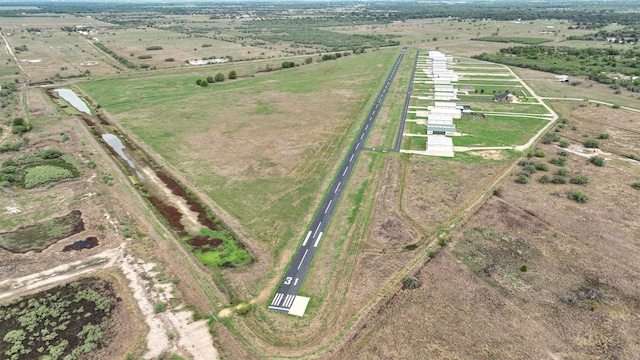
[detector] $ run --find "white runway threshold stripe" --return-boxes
[283,294,296,308]
[271,293,284,306]
[314,232,324,248]
[302,231,312,246]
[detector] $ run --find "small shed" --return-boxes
[493,91,519,103]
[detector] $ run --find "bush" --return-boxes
[589,156,605,166]
[570,175,589,185]
[597,133,609,139]
[206,75,214,83]
[154,301,166,313]
[631,182,640,190]
[534,150,546,158]
[164,58,175,62]
[428,249,436,258]
[123,228,133,238]
[492,188,501,196]
[38,148,63,159]
[438,237,448,247]
[583,139,600,148]
[520,265,528,272]
[538,174,550,183]
[214,73,225,82]
[228,70,237,79]
[24,165,74,188]
[534,163,548,171]
[145,45,163,50]
[568,190,589,203]
[556,168,570,177]
[515,174,529,184]
[137,54,152,59]
[87,161,96,169]
[236,303,252,315]
[523,164,536,174]
[541,133,560,144]
[402,276,421,290]
[551,175,567,184]
[612,104,621,109]
[558,151,569,157]
[549,157,567,166]
[559,140,570,148]
[200,80,209,87]
[195,79,202,85]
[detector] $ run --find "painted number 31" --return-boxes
[284,277,293,285]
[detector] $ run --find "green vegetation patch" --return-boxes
[190,228,251,267]
[0,278,116,360]
[23,164,74,189]
[1,150,80,188]
[0,210,84,253]
[453,115,548,147]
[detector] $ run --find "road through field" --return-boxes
[269,47,408,314]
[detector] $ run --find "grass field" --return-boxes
[79,48,399,255]
[453,115,549,147]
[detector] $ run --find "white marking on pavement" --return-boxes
[325,200,332,213]
[271,293,284,306]
[335,182,341,193]
[268,305,290,311]
[356,142,360,149]
[284,295,295,308]
[298,249,309,270]
[294,278,299,286]
[349,153,354,162]
[342,167,348,176]
[313,222,322,237]
[314,232,324,248]
[360,133,364,140]
[365,124,369,130]
[302,231,312,246]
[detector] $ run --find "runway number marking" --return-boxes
[284,277,293,285]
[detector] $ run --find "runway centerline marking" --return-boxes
[298,249,309,270]
[342,167,348,176]
[325,200,332,214]
[334,182,341,193]
[313,222,322,237]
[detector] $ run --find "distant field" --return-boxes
[79,48,398,252]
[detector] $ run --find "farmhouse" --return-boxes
[493,91,519,103]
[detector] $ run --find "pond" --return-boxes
[54,88,92,115]
[102,134,145,182]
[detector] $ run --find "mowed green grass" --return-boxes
[453,115,548,147]
[79,48,398,249]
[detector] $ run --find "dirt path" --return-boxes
[0,31,29,80]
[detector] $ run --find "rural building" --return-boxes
[431,108,462,119]
[433,78,451,85]
[426,135,454,157]
[493,91,519,102]
[434,102,457,109]
[427,123,456,135]
[428,114,454,125]
[434,84,454,92]
[456,104,471,110]
[434,91,457,101]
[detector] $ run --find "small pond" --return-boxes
[54,88,92,115]
[102,134,145,182]
[62,237,99,252]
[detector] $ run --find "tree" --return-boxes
[228,70,237,79]
[214,73,225,82]
[206,75,214,83]
[305,57,313,64]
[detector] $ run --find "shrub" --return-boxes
[538,174,550,183]
[428,249,436,258]
[492,188,501,196]
[154,301,166,313]
[195,79,201,85]
[123,228,133,238]
[24,165,74,188]
[38,148,63,159]
[236,303,251,315]
[589,156,605,166]
[612,104,621,109]
[87,161,96,169]
[523,164,536,174]
[570,175,589,185]
[597,133,609,139]
[137,54,152,59]
[551,175,567,184]
[568,190,589,203]
[549,157,567,166]
[515,174,529,184]
[200,80,209,87]
[534,150,546,158]
[520,265,528,272]
[214,73,225,82]
[534,163,548,171]
[145,45,163,50]
[164,58,175,62]
[632,182,640,190]
[438,237,448,247]
[556,168,570,177]
[583,139,600,148]
[558,151,569,157]
[206,75,214,83]
[541,133,559,144]
[559,140,570,148]
[228,70,237,79]
[402,276,421,290]
[167,332,175,340]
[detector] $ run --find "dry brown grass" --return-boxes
[330,94,640,360]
